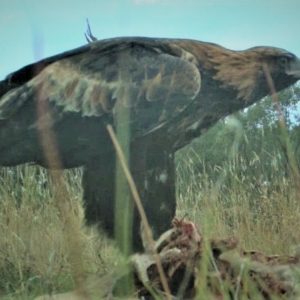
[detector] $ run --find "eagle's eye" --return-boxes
[278,56,289,68]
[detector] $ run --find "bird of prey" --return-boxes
[0,36,299,251]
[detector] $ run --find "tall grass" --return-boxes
[176,150,300,254]
[0,166,122,299]
[0,147,299,299]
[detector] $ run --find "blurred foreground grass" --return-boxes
[0,149,299,299]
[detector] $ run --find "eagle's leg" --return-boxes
[130,136,176,252]
[82,151,116,238]
[82,137,176,253]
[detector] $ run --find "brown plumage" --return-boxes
[0,36,299,251]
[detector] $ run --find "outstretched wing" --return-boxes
[0,38,201,139]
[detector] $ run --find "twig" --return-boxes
[107,124,172,300]
[34,48,86,297]
[85,18,98,43]
[262,64,300,192]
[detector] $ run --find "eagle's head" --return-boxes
[201,44,300,103]
[244,47,300,97]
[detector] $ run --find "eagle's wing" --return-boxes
[0,38,201,138]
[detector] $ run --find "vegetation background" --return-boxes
[0,85,299,299]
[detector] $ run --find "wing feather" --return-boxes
[0,39,201,137]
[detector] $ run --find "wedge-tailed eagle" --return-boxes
[0,36,299,250]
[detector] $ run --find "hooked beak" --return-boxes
[286,56,300,78]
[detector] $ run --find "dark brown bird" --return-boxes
[0,37,299,251]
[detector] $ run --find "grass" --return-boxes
[0,166,123,299]
[176,152,300,254]
[0,149,299,299]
